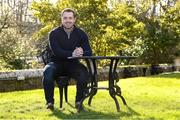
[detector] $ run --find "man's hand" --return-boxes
[72,47,84,57]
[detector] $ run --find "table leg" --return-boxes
[109,88,120,112]
[77,88,95,112]
[109,59,120,112]
[77,59,98,112]
[113,59,127,105]
[88,59,98,106]
[88,74,98,106]
[115,85,127,105]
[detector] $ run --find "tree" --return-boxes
[109,0,180,64]
[31,0,144,58]
[0,0,39,70]
[160,1,180,58]
[104,3,144,56]
[0,29,24,69]
[137,0,180,64]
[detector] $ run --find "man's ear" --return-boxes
[74,17,76,22]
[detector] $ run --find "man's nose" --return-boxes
[66,18,71,21]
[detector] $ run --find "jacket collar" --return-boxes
[59,25,77,31]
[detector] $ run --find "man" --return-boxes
[43,8,92,110]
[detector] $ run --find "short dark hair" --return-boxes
[61,8,76,18]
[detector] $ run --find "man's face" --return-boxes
[61,12,76,29]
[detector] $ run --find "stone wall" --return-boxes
[0,69,43,92]
[0,66,176,92]
[0,77,42,92]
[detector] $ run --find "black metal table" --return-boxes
[68,56,136,112]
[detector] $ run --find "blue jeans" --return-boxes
[42,61,89,104]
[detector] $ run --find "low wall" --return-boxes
[0,66,176,92]
[0,69,43,92]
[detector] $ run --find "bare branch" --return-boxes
[0,12,10,32]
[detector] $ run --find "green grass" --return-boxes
[0,73,180,120]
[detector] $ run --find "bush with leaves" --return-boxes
[0,29,36,70]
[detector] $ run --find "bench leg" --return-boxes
[64,85,68,102]
[59,86,63,108]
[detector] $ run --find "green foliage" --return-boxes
[135,0,180,64]
[30,0,180,65]
[30,1,59,39]
[0,2,41,70]
[161,1,180,57]
[31,0,144,57]
[0,29,36,70]
[105,4,144,56]
[0,29,24,69]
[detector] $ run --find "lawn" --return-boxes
[0,73,179,120]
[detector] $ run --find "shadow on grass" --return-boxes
[66,102,75,109]
[126,106,140,116]
[49,105,142,119]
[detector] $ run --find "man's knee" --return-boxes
[43,63,56,82]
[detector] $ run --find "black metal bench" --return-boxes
[56,76,70,109]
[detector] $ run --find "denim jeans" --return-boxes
[42,61,89,104]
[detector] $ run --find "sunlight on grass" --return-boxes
[0,73,179,120]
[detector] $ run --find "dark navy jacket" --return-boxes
[49,25,92,63]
